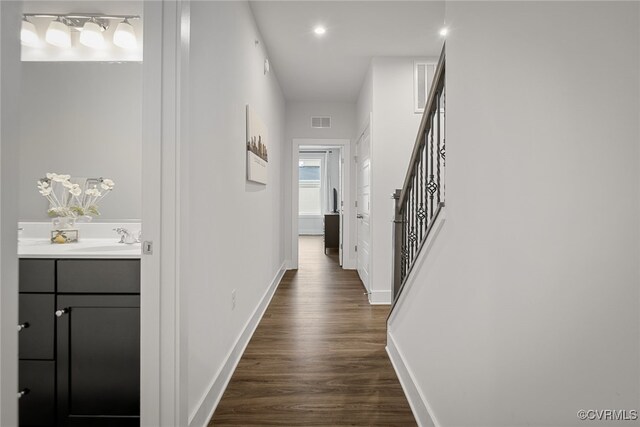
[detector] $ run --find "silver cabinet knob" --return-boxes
[17,322,30,332]
[357,214,364,219]
[17,388,30,399]
[55,308,69,317]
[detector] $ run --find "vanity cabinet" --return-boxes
[18,259,140,427]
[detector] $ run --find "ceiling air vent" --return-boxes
[311,116,331,129]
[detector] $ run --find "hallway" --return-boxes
[210,236,416,425]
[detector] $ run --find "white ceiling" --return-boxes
[249,1,445,102]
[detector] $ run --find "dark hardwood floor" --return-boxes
[210,236,416,426]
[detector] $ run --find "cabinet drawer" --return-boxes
[57,260,140,293]
[19,260,55,293]
[19,360,55,427]
[19,294,55,360]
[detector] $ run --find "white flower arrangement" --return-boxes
[37,173,115,218]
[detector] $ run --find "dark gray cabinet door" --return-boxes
[19,360,55,427]
[19,294,55,360]
[56,294,140,427]
[19,260,55,292]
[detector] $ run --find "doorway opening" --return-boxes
[291,139,351,270]
[299,147,340,267]
[16,6,145,426]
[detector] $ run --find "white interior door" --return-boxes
[338,148,343,266]
[356,127,371,291]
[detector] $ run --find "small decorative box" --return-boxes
[51,229,79,244]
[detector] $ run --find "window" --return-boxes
[299,159,322,215]
[414,61,437,113]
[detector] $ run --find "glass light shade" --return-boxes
[21,19,40,47]
[45,19,71,47]
[79,21,105,48]
[113,20,137,49]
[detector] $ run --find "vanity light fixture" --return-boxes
[23,14,141,50]
[113,18,137,49]
[45,17,71,48]
[79,18,106,49]
[20,18,40,47]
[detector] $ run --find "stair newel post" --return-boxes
[392,189,403,300]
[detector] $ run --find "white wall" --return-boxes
[186,1,285,424]
[19,62,142,220]
[284,102,356,266]
[372,57,425,304]
[356,57,434,304]
[0,3,21,425]
[287,102,356,141]
[356,64,372,134]
[388,2,640,426]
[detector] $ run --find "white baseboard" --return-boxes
[368,289,391,305]
[188,262,287,427]
[386,332,438,427]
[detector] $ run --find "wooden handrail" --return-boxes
[398,43,446,211]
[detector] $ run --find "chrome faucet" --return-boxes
[113,228,139,244]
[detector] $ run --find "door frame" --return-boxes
[0,2,21,425]
[355,123,372,294]
[291,139,351,270]
[0,2,188,425]
[141,1,189,425]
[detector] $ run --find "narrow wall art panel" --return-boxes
[246,105,268,184]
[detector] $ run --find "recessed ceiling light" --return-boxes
[314,26,326,36]
[439,27,449,37]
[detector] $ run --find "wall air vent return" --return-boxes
[311,116,331,129]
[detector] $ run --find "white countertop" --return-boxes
[19,238,142,259]
[18,222,142,259]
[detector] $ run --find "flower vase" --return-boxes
[51,217,78,244]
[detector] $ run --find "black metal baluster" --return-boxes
[403,203,408,280]
[416,168,420,248]
[412,169,417,254]
[440,86,446,166]
[400,205,405,282]
[417,147,423,243]
[408,183,413,267]
[407,182,412,271]
[427,109,436,220]
[436,91,442,206]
